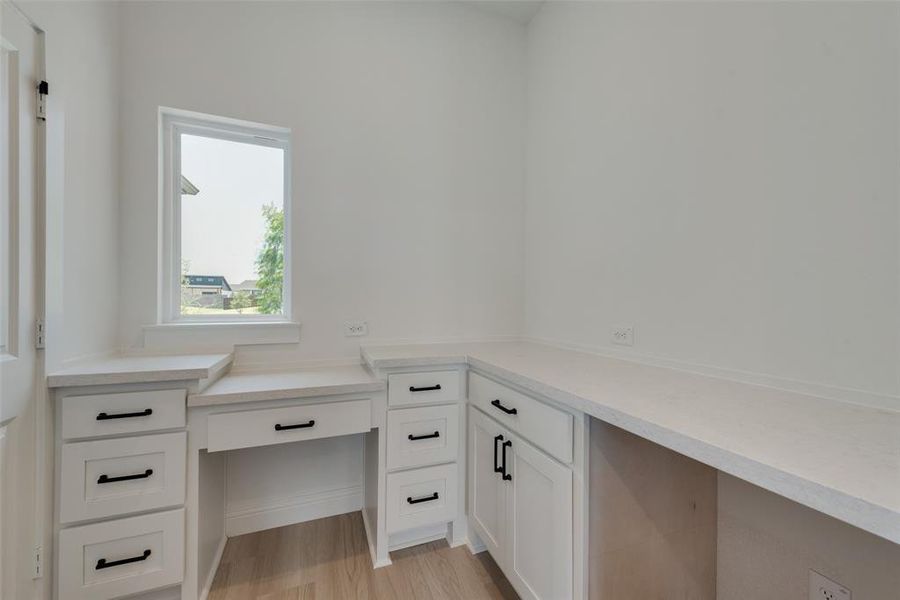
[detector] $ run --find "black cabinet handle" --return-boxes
[274,420,315,431]
[97,469,153,485]
[491,399,518,415]
[95,549,151,570]
[407,492,439,505]
[493,434,504,473]
[409,384,441,393]
[96,408,153,421]
[408,431,440,441]
[501,440,512,481]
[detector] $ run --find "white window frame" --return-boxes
[159,107,292,324]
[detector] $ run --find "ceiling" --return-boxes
[465,1,545,25]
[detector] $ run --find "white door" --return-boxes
[0,3,44,595]
[0,0,43,425]
[468,407,507,561]
[505,434,573,600]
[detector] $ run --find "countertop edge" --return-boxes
[361,353,469,371]
[188,381,387,407]
[47,354,234,388]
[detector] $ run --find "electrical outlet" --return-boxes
[344,320,368,337]
[809,570,851,600]
[611,324,634,346]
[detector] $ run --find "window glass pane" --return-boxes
[179,133,284,316]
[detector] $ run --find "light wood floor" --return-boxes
[207,512,519,600]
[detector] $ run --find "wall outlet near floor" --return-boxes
[344,320,368,337]
[611,324,634,346]
[809,570,851,600]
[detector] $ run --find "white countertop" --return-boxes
[47,353,233,387]
[363,341,900,545]
[188,364,385,407]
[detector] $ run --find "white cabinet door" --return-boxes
[504,433,573,600]
[468,406,507,562]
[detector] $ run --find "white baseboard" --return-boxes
[466,528,487,555]
[225,484,363,537]
[198,536,227,600]
[388,521,450,551]
[466,537,487,555]
[361,506,392,569]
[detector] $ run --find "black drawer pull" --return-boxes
[491,399,518,415]
[409,384,441,393]
[97,469,153,485]
[501,440,512,481]
[493,434,504,473]
[408,431,440,441]
[274,420,315,431]
[96,408,153,421]
[95,549,151,570]
[407,492,439,505]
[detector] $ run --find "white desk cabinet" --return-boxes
[468,373,587,600]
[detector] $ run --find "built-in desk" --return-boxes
[47,342,899,600]
[363,341,900,546]
[49,357,468,600]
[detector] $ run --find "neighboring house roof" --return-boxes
[181,175,200,195]
[184,275,232,291]
[233,279,259,291]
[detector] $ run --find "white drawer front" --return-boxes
[386,463,458,534]
[60,432,186,524]
[61,389,186,440]
[206,398,372,452]
[469,372,574,464]
[388,371,460,407]
[387,404,459,470]
[58,508,185,600]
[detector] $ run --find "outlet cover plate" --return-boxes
[344,320,368,337]
[809,570,851,600]
[611,324,634,346]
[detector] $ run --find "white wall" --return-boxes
[526,3,900,596]
[117,1,526,362]
[28,0,121,369]
[114,0,526,537]
[525,1,900,400]
[223,435,364,536]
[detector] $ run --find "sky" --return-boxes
[180,134,284,286]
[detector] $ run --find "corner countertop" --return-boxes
[188,364,385,407]
[47,353,234,388]
[362,341,900,545]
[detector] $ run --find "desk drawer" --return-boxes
[61,389,186,440]
[60,432,186,524]
[387,404,458,470]
[388,371,460,407]
[206,398,372,452]
[58,508,184,600]
[386,463,458,534]
[469,372,573,464]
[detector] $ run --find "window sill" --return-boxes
[142,321,301,351]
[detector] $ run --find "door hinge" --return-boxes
[32,545,42,579]
[36,80,48,121]
[35,319,45,349]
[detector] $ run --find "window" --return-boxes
[160,109,291,322]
